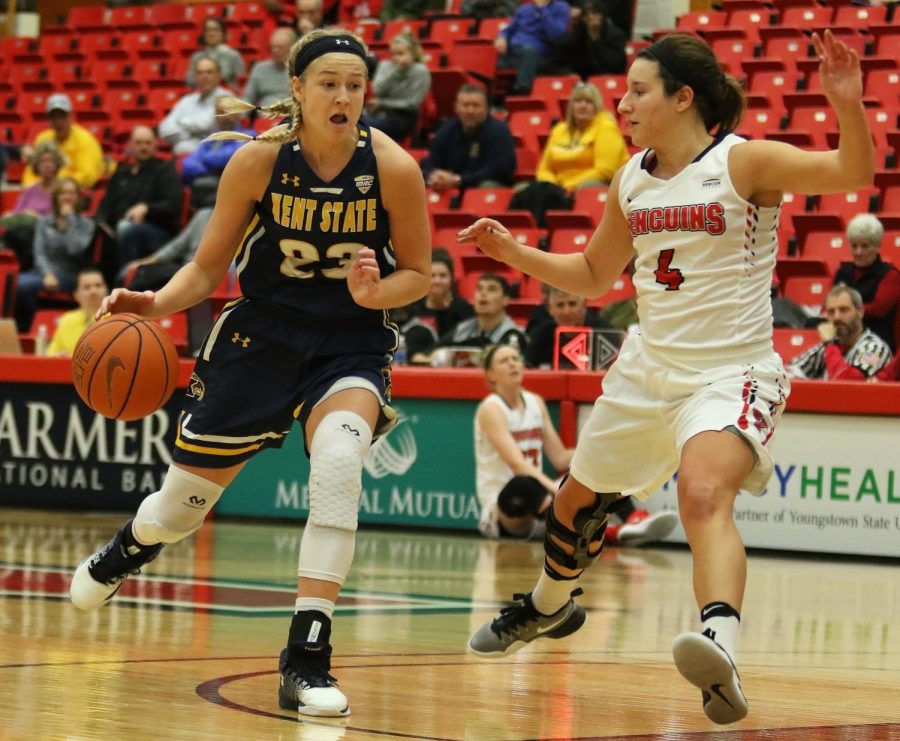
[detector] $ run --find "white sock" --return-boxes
[295,597,335,620]
[702,614,740,663]
[531,571,578,616]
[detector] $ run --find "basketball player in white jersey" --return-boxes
[475,343,573,539]
[458,30,874,724]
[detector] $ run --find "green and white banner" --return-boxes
[635,413,900,558]
[219,399,484,529]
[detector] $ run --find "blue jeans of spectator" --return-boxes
[499,44,543,95]
[115,221,172,280]
[15,269,77,331]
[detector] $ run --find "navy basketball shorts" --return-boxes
[171,299,396,469]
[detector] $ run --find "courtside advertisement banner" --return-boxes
[585,410,900,558]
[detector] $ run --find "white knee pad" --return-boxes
[133,465,225,545]
[308,410,372,531]
[297,411,372,585]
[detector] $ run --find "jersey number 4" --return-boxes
[278,239,366,280]
[654,248,684,291]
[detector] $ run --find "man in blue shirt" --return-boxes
[421,84,516,192]
[495,0,572,95]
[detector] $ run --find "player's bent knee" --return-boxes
[133,466,225,544]
[308,411,373,532]
[543,491,628,579]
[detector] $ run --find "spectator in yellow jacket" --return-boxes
[535,82,628,191]
[20,94,106,189]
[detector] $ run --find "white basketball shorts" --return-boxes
[570,334,790,500]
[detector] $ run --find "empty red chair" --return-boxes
[833,4,888,29]
[107,5,153,31]
[66,6,108,32]
[773,328,820,363]
[508,110,555,154]
[676,10,727,32]
[783,276,829,315]
[781,5,832,26]
[460,187,515,214]
[549,228,592,255]
[802,231,849,274]
[427,18,475,48]
[229,2,273,28]
[816,188,880,220]
[475,17,511,41]
[543,211,595,231]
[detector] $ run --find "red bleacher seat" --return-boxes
[186,3,228,22]
[107,5,153,31]
[460,187,515,214]
[507,228,546,250]
[882,187,900,213]
[802,231,849,274]
[508,110,555,153]
[572,186,609,220]
[80,34,128,63]
[156,313,189,355]
[549,228,591,255]
[762,34,811,61]
[66,6,108,32]
[832,4,888,29]
[781,6,832,26]
[148,3,193,31]
[816,189,880,220]
[425,188,457,213]
[531,75,581,109]
[675,10,727,31]
[710,38,760,76]
[773,328,820,363]
[427,18,475,48]
[783,276,829,315]
[865,69,900,109]
[514,148,539,181]
[588,273,635,308]
[475,17,510,41]
[543,211,594,231]
[229,2,272,28]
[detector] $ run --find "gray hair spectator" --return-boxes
[833,213,900,351]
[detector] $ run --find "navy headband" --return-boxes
[643,41,717,100]
[293,34,368,77]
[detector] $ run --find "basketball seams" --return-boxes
[79,319,143,416]
[74,313,179,421]
[136,318,177,413]
[113,324,144,420]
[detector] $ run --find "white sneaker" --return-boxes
[279,644,350,717]
[673,631,748,724]
[617,509,679,546]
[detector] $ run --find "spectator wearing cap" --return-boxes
[243,27,297,109]
[159,57,232,156]
[185,17,247,88]
[20,94,105,189]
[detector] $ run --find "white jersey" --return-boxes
[474,390,545,536]
[618,133,779,358]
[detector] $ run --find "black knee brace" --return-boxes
[543,492,630,579]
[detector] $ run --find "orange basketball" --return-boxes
[72,313,180,421]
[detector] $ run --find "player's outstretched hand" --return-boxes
[97,288,156,319]
[348,247,381,308]
[811,30,863,112]
[456,218,518,264]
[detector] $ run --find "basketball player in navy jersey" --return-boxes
[459,30,873,724]
[69,29,431,718]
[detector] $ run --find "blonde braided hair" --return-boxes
[205,27,369,146]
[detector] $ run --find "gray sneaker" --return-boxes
[468,589,586,658]
[673,630,748,724]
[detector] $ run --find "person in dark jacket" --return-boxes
[421,84,516,192]
[549,0,627,77]
[832,213,900,351]
[94,126,183,282]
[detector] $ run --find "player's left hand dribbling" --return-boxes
[348,247,381,307]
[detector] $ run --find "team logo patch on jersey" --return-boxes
[355,175,374,194]
[702,178,721,190]
[281,173,300,187]
[188,372,205,400]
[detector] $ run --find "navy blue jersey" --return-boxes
[233,124,395,328]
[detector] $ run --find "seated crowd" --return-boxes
[0,0,897,389]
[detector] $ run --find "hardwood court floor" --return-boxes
[1,508,898,740]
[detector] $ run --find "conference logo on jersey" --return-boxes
[363,410,417,478]
[354,175,374,195]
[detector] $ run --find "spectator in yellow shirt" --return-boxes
[46,268,107,357]
[20,94,106,189]
[535,81,629,191]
